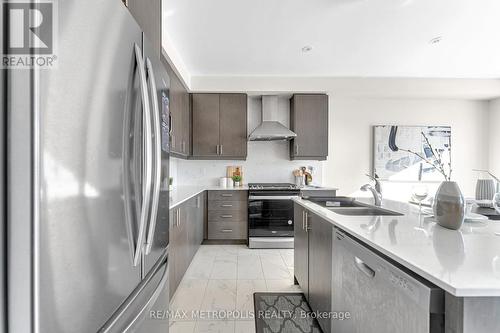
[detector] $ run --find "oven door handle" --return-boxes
[248,195,298,200]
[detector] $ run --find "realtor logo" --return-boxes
[2,0,57,68]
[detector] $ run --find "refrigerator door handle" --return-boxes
[144,58,162,255]
[122,53,137,264]
[133,43,153,267]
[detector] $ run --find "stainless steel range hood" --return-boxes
[248,96,297,141]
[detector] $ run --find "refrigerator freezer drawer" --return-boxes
[99,253,169,333]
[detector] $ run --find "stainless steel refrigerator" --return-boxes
[1,0,171,332]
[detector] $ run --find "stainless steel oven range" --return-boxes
[248,183,300,248]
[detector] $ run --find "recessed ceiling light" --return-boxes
[429,36,442,45]
[302,46,313,53]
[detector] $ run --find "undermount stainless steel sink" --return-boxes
[328,206,403,216]
[304,197,403,216]
[305,196,366,208]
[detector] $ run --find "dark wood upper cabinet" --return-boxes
[128,0,192,157]
[191,93,247,160]
[126,0,161,55]
[219,94,248,158]
[161,50,190,158]
[168,70,182,154]
[289,94,329,160]
[181,91,191,156]
[192,94,220,157]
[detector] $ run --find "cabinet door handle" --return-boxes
[220,145,223,155]
[176,209,180,227]
[305,211,310,232]
[221,204,233,207]
[304,211,307,231]
[221,229,233,233]
[216,145,220,155]
[221,215,233,218]
[168,113,173,134]
[221,194,233,197]
[302,211,305,230]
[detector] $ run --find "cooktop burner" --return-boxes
[248,183,299,190]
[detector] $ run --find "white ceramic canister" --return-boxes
[219,177,227,188]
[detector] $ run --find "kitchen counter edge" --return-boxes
[292,197,500,297]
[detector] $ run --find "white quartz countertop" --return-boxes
[169,185,249,209]
[300,186,339,191]
[293,197,500,297]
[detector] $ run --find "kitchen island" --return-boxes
[293,197,500,333]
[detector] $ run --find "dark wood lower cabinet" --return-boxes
[207,190,248,240]
[187,192,205,259]
[169,192,205,298]
[308,212,332,333]
[294,204,309,296]
[169,206,188,298]
[293,203,333,333]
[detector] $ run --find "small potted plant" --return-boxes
[232,175,242,187]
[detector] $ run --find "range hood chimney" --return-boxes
[248,96,297,141]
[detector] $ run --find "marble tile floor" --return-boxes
[169,245,301,333]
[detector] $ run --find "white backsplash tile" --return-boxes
[170,143,324,187]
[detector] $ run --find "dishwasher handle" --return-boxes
[334,227,445,316]
[354,257,375,278]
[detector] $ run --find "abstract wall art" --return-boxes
[373,125,452,181]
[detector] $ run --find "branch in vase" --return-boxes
[399,148,449,180]
[420,131,451,181]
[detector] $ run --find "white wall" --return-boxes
[190,77,500,100]
[489,98,500,179]
[324,98,491,199]
[170,95,324,187]
[170,93,492,198]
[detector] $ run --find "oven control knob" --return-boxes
[287,220,293,225]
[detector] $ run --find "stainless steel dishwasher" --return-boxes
[332,228,444,333]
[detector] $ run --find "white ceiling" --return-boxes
[162,0,500,79]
